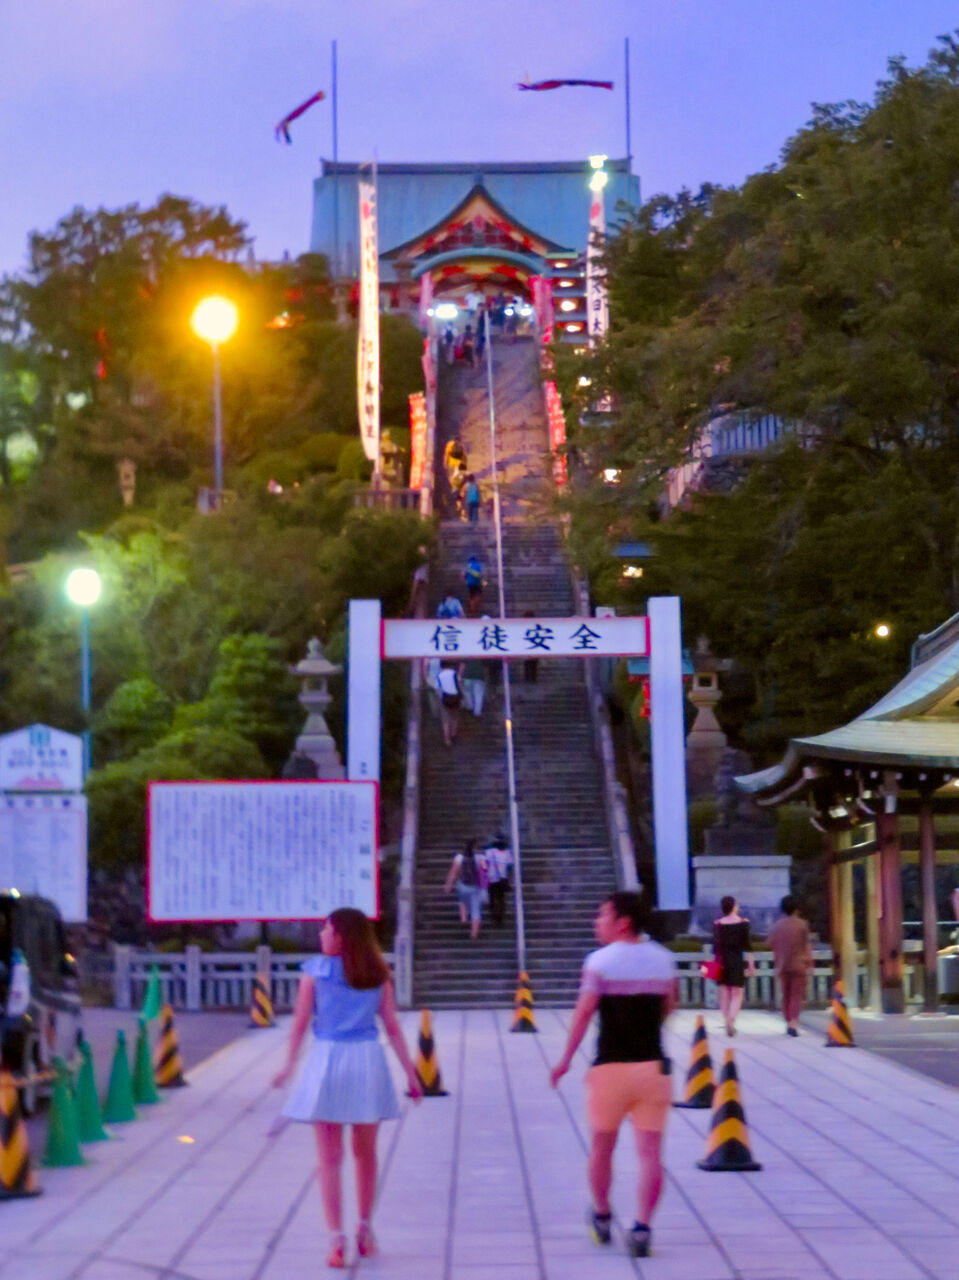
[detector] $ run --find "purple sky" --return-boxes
[2,0,957,276]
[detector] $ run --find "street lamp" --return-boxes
[65,567,102,775]
[190,295,239,507]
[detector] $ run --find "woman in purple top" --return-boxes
[273,908,421,1269]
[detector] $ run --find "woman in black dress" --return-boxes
[713,895,755,1036]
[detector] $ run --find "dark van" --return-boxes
[0,892,82,1113]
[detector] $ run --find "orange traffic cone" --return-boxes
[409,1010,448,1097]
[697,1050,761,1172]
[824,981,855,1047]
[510,972,537,1033]
[249,971,274,1028]
[0,1069,41,1199]
[674,1015,714,1109]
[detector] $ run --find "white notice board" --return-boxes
[383,615,649,660]
[0,793,88,921]
[148,781,378,922]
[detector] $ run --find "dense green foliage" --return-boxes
[0,196,430,871]
[568,37,959,759]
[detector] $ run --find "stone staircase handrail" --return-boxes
[572,574,639,893]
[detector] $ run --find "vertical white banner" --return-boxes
[357,179,380,467]
[648,596,690,911]
[586,184,609,345]
[348,599,382,783]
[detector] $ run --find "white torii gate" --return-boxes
[346,596,690,913]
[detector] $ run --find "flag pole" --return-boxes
[332,38,340,278]
[624,36,632,171]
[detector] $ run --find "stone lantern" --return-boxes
[287,638,345,780]
[117,458,136,507]
[685,636,731,799]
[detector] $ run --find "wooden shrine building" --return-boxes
[737,612,959,1014]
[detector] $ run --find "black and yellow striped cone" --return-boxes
[409,1010,448,1097]
[674,1015,715,1109]
[0,1069,40,1199]
[696,1050,762,1172]
[249,971,274,1028]
[824,980,855,1047]
[510,971,537,1033]
[154,1005,188,1088]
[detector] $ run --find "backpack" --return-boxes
[460,849,480,887]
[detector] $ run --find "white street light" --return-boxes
[65,567,102,774]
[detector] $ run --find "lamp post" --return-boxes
[65,567,102,776]
[190,295,239,508]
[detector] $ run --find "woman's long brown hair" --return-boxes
[329,908,390,990]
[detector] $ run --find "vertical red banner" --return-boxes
[543,380,568,488]
[408,392,427,491]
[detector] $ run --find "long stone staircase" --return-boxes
[412,339,620,1008]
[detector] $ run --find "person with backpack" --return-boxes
[436,660,464,746]
[463,474,482,523]
[444,839,488,939]
[464,554,484,602]
[437,594,465,620]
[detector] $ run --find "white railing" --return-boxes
[109,945,393,1012]
[665,411,808,509]
[672,948,923,1009]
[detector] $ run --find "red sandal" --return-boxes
[326,1232,347,1269]
[357,1221,378,1259]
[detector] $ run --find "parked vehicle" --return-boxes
[0,892,82,1113]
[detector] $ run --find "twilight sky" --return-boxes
[1,0,957,276]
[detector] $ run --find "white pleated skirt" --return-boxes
[281,1037,400,1125]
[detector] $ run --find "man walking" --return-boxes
[550,892,676,1259]
[767,895,812,1037]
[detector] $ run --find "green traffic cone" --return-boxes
[132,1020,160,1106]
[74,1039,109,1142]
[102,1030,137,1124]
[44,1058,85,1167]
[140,965,162,1023]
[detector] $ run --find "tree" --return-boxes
[570,35,959,759]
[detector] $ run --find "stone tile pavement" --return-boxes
[3,1009,959,1279]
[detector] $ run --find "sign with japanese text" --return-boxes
[0,724,83,793]
[356,179,380,466]
[0,793,87,920]
[148,781,378,922]
[408,392,427,491]
[586,187,609,344]
[383,615,649,660]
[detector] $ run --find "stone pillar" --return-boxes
[287,638,345,780]
[876,773,905,1014]
[918,792,939,1012]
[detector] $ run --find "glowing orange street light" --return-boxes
[190,296,239,504]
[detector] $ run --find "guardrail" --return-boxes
[673,948,923,1009]
[109,946,394,1012]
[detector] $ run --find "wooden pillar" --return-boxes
[838,860,857,1007]
[865,854,881,1011]
[918,791,939,1013]
[876,773,905,1014]
[826,833,841,987]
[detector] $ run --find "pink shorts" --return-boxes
[585,1061,672,1134]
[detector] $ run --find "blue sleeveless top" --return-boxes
[302,955,383,1043]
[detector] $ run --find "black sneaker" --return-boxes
[588,1209,612,1245]
[787,1027,799,1038]
[627,1223,652,1257]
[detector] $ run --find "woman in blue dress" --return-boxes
[273,908,422,1268]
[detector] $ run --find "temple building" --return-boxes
[310,158,639,336]
[737,612,959,1015]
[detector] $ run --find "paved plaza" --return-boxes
[3,1009,959,1279]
